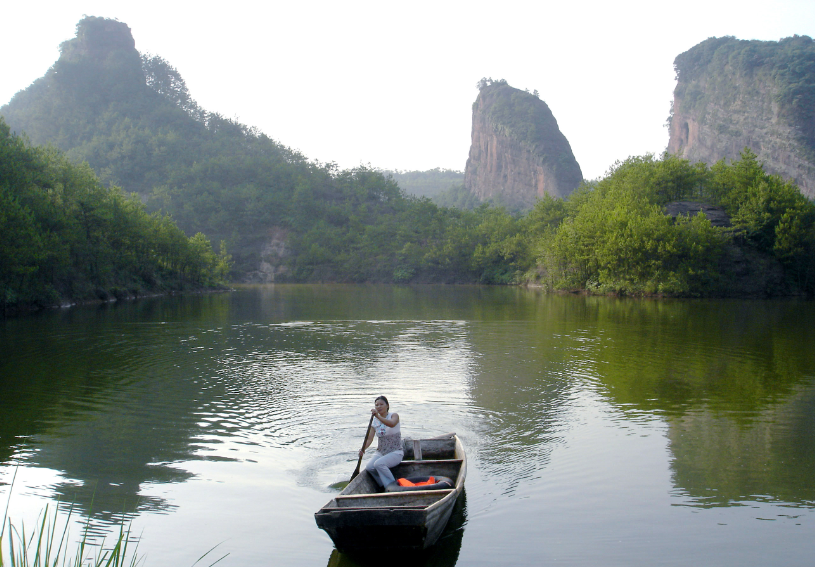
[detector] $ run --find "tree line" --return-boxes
[3,16,813,301]
[0,117,230,313]
[5,103,814,303]
[531,150,815,295]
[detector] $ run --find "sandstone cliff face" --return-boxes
[668,36,815,199]
[464,82,582,209]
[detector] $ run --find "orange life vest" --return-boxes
[396,476,436,487]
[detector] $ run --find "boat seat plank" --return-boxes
[333,489,454,508]
[404,459,463,465]
[335,489,453,501]
[319,505,428,513]
[402,437,457,460]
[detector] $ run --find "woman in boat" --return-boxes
[359,395,403,488]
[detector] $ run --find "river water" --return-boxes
[1,285,813,566]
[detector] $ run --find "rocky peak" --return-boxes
[59,16,136,61]
[24,16,147,117]
[464,80,582,209]
[668,36,815,198]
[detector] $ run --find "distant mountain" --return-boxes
[384,168,464,199]
[464,80,583,210]
[668,35,815,199]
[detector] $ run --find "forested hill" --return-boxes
[0,17,533,285]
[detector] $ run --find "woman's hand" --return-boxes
[358,448,365,458]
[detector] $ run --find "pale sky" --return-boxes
[2,1,814,180]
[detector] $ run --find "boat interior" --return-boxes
[323,434,464,510]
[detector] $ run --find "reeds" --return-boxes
[1,483,141,567]
[1,469,227,567]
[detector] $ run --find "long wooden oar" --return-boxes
[351,413,375,480]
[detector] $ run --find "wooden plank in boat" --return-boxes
[333,490,453,508]
[319,506,427,514]
[402,438,456,460]
[412,439,423,460]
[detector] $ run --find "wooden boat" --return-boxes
[315,433,466,552]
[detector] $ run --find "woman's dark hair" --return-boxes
[375,395,389,409]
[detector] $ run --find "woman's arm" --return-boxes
[375,412,399,428]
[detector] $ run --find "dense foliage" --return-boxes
[281,168,531,284]
[534,150,815,296]
[673,35,815,158]
[536,155,723,294]
[0,117,230,312]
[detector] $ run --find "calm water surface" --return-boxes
[1,285,813,566]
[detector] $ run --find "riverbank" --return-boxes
[1,285,232,318]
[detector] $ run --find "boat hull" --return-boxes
[315,434,466,551]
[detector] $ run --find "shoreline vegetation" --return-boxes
[3,105,813,317]
[526,150,815,298]
[0,118,231,317]
[1,465,141,567]
[1,505,141,567]
[2,18,813,313]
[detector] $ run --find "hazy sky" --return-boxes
[2,1,814,180]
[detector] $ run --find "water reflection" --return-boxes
[0,315,214,526]
[667,382,815,507]
[1,287,814,565]
[555,298,815,509]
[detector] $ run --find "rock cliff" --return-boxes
[464,81,582,209]
[1,16,157,166]
[668,36,815,198]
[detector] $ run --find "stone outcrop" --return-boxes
[61,17,136,59]
[668,36,815,199]
[464,81,583,209]
[665,201,731,228]
[242,227,290,283]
